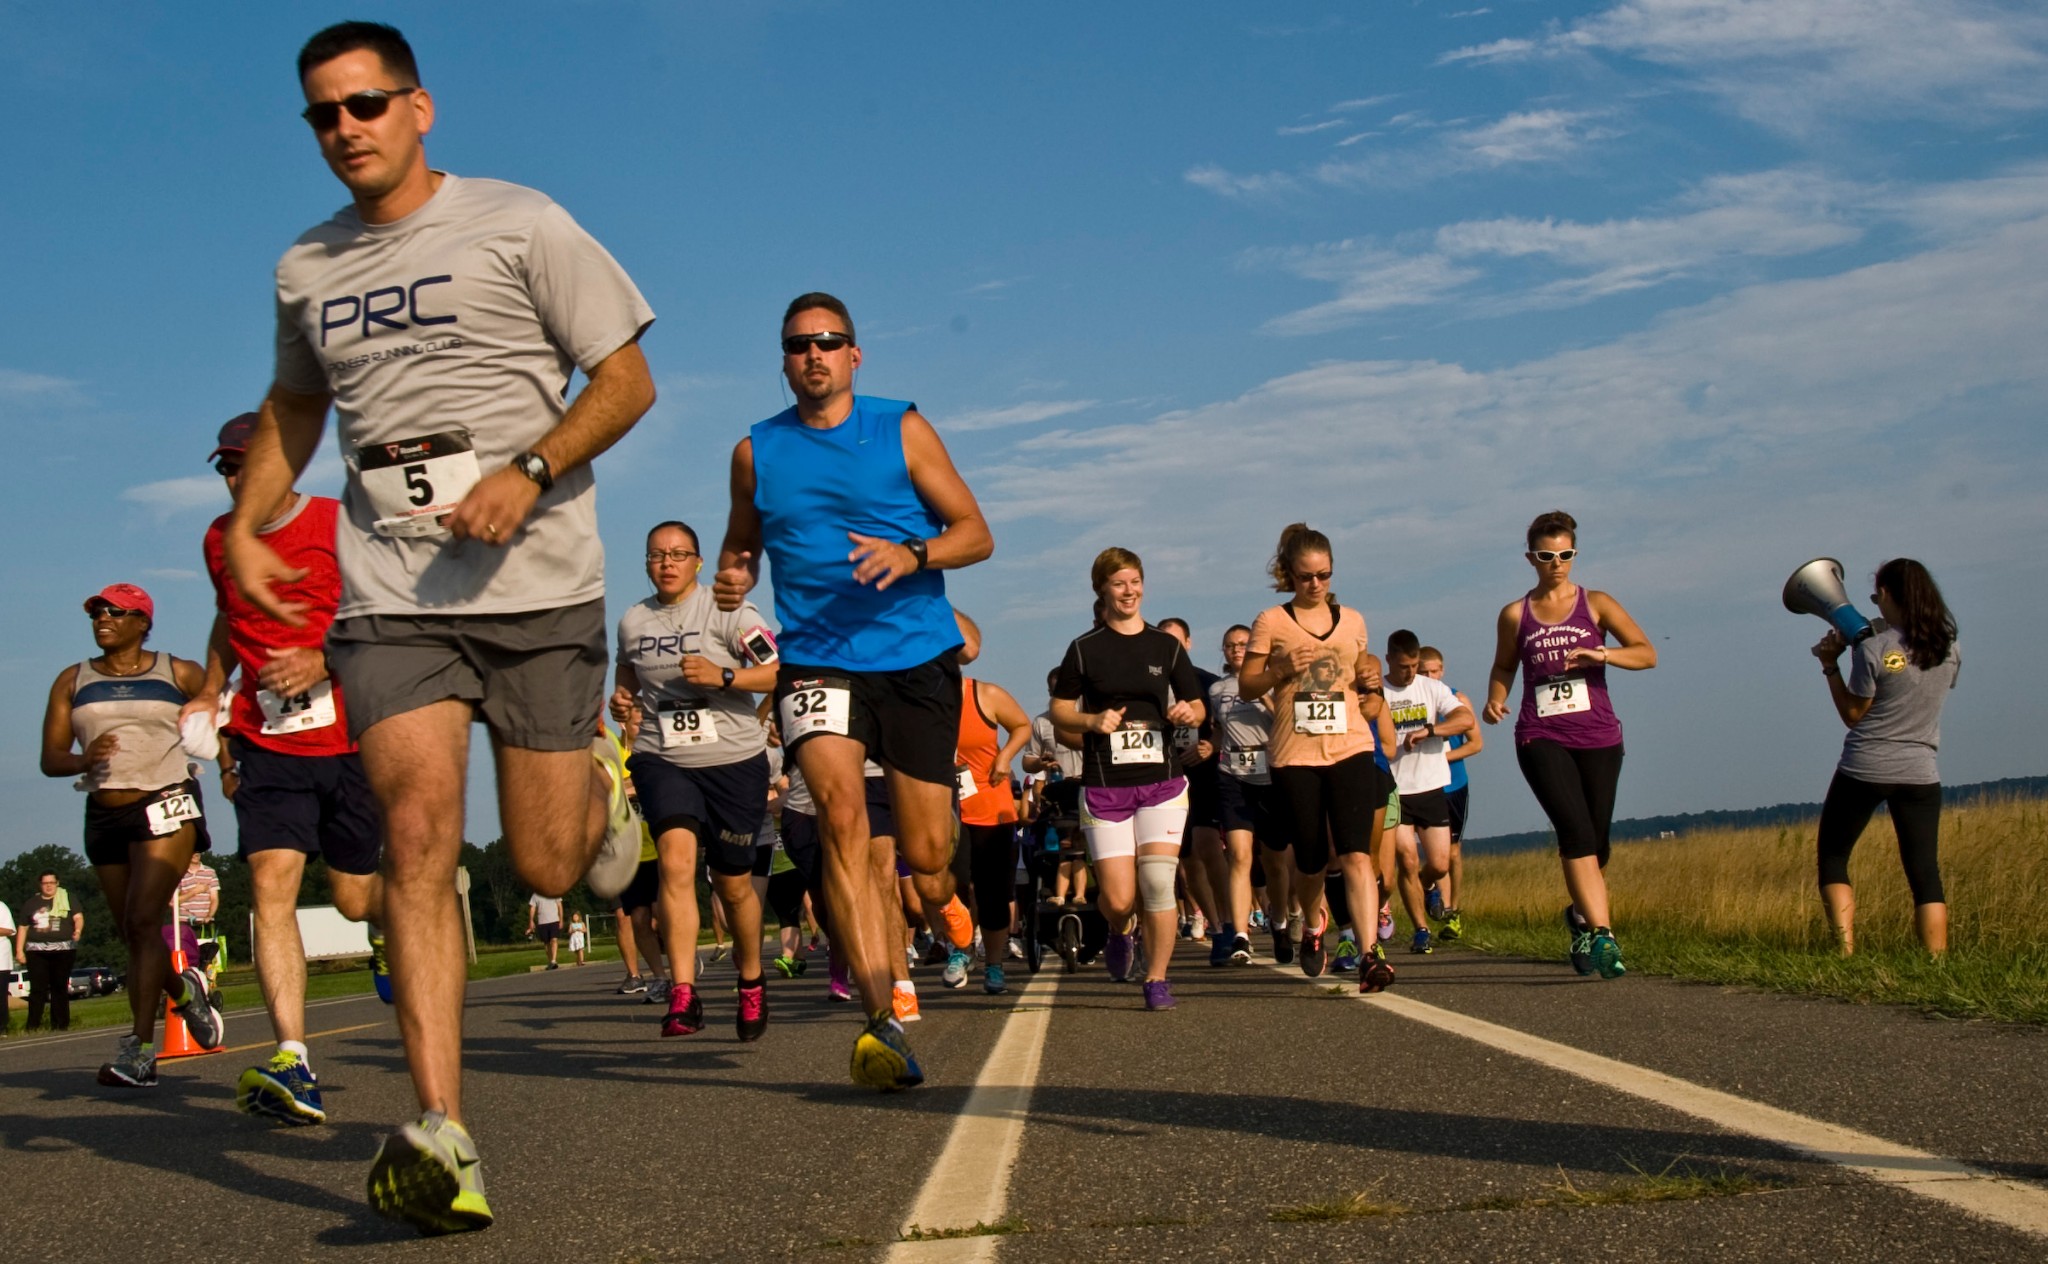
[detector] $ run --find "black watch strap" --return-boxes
[721,666,735,690]
[902,537,929,571]
[514,451,554,492]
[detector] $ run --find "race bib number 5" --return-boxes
[658,699,721,749]
[356,430,482,538]
[779,677,853,740]
[258,678,338,735]
[1534,676,1591,718]
[1293,691,1348,735]
[1110,724,1164,766]
[145,792,203,837]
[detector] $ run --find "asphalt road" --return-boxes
[2,939,2042,1262]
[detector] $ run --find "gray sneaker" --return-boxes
[97,1034,157,1087]
[644,977,671,1006]
[616,974,647,996]
[172,966,224,1050]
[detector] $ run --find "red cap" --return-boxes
[206,412,259,463]
[84,583,155,621]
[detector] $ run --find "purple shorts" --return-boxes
[1081,778,1189,823]
[1080,778,1190,861]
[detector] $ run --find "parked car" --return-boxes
[71,966,123,997]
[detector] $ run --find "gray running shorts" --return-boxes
[326,599,605,751]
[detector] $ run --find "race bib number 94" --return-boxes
[1224,747,1269,779]
[1534,676,1592,718]
[145,792,203,837]
[1293,691,1348,735]
[1110,725,1165,766]
[356,430,482,538]
[779,677,853,740]
[258,679,338,735]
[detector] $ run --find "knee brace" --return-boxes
[1137,855,1180,913]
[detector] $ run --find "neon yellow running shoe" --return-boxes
[368,1112,493,1236]
[850,1012,925,1092]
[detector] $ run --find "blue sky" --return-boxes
[5,1,2046,860]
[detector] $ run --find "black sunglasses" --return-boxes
[88,605,146,620]
[301,87,417,130]
[782,332,852,356]
[215,460,242,477]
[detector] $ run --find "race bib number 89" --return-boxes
[1293,691,1348,735]
[1534,676,1591,718]
[356,430,482,538]
[658,700,721,749]
[779,678,853,740]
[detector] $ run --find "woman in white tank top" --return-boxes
[39,583,226,1084]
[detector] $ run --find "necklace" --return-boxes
[95,651,154,677]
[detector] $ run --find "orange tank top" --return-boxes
[955,678,1018,826]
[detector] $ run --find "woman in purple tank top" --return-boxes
[1483,511,1656,980]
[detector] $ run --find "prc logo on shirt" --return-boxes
[319,276,458,346]
[1883,650,1909,674]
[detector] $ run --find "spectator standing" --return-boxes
[0,896,14,1035]
[18,872,83,1032]
[528,894,566,969]
[567,913,589,966]
[170,852,223,969]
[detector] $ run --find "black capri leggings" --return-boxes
[1816,771,1944,905]
[1273,751,1387,875]
[1515,740,1624,864]
[964,821,1020,934]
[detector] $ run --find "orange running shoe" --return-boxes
[940,897,974,951]
[892,981,922,1023]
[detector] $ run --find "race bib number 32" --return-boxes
[779,678,853,740]
[258,678,338,735]
[1534,676,1592,718]
[356,430,482,538]
[1293,691,1348,735]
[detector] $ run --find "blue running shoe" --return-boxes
[1425,886,1446,923]
[1590,928,1626,979]
[369,1111,493,1236]
[239,1048,326,1125]
[942,946,971,989]
[1208,932,1233,967]
[1104,932,1135,983]
[983,963,1007,995]
[1334,934,1361,973]
[1410,928,1434,955]
[369,933,394,1005]
[850,1012,924,1091]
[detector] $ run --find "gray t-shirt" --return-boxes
[617,588,772,767]
[1027,711,1084,781]
[1839,626,1959,784]
[274,173,655,618]
[1206,673,1274,786]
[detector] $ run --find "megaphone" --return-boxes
[1783,558,1874,644]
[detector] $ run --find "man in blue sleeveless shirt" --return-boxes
[714,293,993,1090]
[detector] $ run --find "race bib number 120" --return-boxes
[1110,725,1165,766]
[356,431,482,538]
[779,678,853,740]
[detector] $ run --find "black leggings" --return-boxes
[1816,771,1944,905]
[1273,751,1386,875]
[1515,740,1624,864]
[964,822,1019,934]
[25,949,75,1031]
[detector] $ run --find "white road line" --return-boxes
[884,972,1061,1264]
[1284,965,2048,1240]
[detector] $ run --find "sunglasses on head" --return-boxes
[301,87,417,130]
[88,604,146,620]
[1532,549,1578,563]
[782,332,852,356]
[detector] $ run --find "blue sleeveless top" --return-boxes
[750,396,960,672]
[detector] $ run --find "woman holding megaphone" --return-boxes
[1811,559,1959,957]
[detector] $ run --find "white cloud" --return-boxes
[1449,109,1615,165]
[1250,245,1484,334]
[1183,163,1300,200]
[945,400,1100,433]
[122,475,226,517]
[1309,109,1614,189]
[1436,36,1534,64]
[1278,118,1349,136]
[0,369,85,411]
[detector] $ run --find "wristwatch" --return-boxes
[512,451,554,493]
[1425,722,1436,738]
[721,667,735,690]
[901,536,929,571]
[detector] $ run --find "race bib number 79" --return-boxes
[1534,676,1592,718]
[779,677,853,740]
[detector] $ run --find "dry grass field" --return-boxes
[1456,794,2048,1023]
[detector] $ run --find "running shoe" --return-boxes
[616,974,647,995]
[1007,936,1026,961]
[1271,924,1295,966]
[1361,945,1396,994]
[828,955,853,1002]
[1178,918,1193,940]
[1055,912,1082,974]
[1376,902,1395,943]
[983,963,1007,995]
[369,933,394,1004]
[545,961,560,970]
[1104,931,1136,983]
[1590,928,1626,980]
[708,943,730,965]
[942,947,971,989]
[645,977,671,1006]
[1425,886,1446,923]
[238,1048,325,1124]
[1564,906,1595,975]
[1334,934,1361,973]
[97,1034,156,1088]
[1190,914,1206,941]
[735,980,768,1042]
[772,953,808,978]
[1439,911,1463,943]
[585,735,640,900]
[368,1111,494,1236]
[1300,929,1327,978]
[1208,932,1233,968]
[172,965,224,1050]
[1229,934,1252,966]
[661,983,704,1037]
[1410,928,1433,955]
[940,898,975,955]
[892,982,922,1024]
[1249,909,1268,931]
[1142,979,1176,1011]
[850,1012,924,1092]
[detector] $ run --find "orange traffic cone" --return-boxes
[158,947,215,1060]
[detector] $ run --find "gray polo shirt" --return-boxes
[1839,627,1959,784]
[274,173,655,618]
